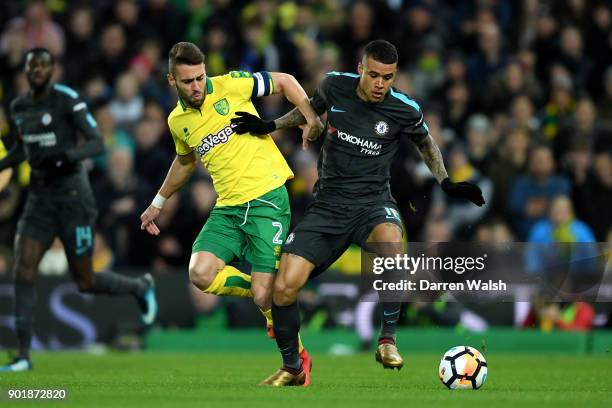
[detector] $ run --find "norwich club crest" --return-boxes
[214,98,230,115]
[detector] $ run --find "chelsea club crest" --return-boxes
[374,121,389,135]
[42,113,52,126]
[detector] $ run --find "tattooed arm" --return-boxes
[232,72,330,149]
[274,107,308,129]
[273,106,308,129]
[268,95,326,149]
[414,134,448,183]
[273,93,327,130]
[414,134,485,206]
[232,84,324,149]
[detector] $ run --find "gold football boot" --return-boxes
[260,349,312,386]
[375,342,404,370]
[259,369,307,386]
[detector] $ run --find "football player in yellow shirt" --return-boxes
[139,43,321,383]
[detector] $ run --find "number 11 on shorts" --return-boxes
[385,207,400,221]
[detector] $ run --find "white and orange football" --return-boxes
[438,346,488,390]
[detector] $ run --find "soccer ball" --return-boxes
[438,346,487,390]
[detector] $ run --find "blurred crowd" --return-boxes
[0,0,611,278]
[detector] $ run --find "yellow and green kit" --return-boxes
[167,70,292,274]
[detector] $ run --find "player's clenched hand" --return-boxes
[140,205,161,236]
[231,111,276,135]
[300,117,324,150]
[441,178,486,207]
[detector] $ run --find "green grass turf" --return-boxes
[0,352,610,407]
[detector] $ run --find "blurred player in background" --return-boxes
[0,48,157,372]
[233,40,485,386]
[0,139,13,191]
[139,43,322,357]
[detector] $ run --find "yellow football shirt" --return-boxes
[167,71,294,206]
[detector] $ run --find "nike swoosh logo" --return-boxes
[383,310,400,316]
[330,106,346,113]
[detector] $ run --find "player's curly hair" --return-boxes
[168,42,205,75]
[363,40,398,64]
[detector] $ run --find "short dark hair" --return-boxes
[168,42,205,75]
[25,47,54,65]
[363,40,398,64]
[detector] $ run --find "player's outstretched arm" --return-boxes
[414,134,448,183]
[231,103,322,151]
[231,72,323,150]
[415,134,485,207]
[269,72,323,149]
[273,107,308,129]
[231,107,310,134]
[272,89,327,131]
[140,152,198,236]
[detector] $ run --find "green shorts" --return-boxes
[192,185,291,273]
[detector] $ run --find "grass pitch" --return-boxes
[0,352,610,407]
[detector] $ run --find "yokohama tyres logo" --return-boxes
[335,129,382,155]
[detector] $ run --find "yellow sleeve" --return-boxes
[225,71,274,101]
[169,125,193,156]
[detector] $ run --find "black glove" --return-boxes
[230,111,276,135]
[441,177,485,206]
[39,152,74,176]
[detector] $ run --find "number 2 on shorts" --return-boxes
[271,221,283,244]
